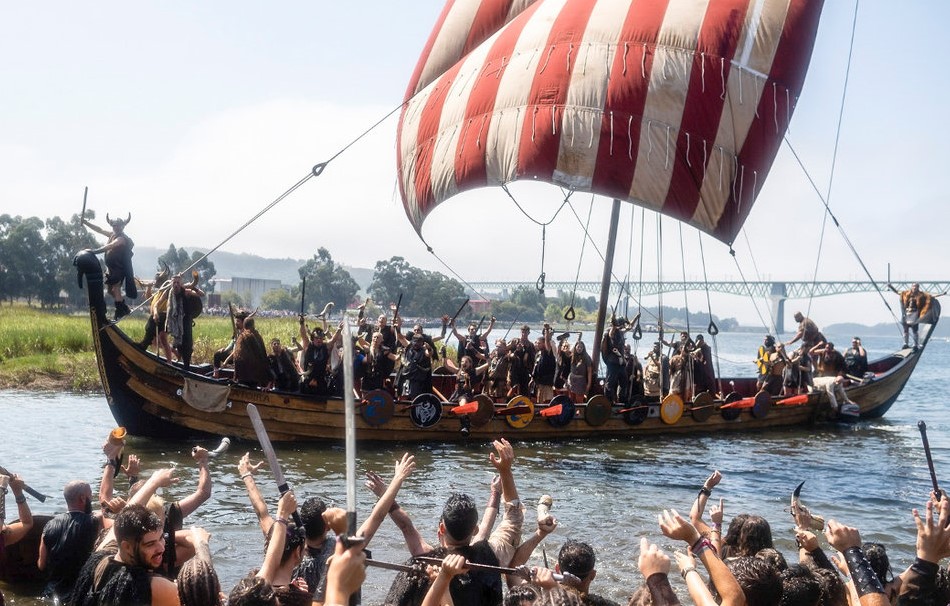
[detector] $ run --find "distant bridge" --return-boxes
[467,280,950,333]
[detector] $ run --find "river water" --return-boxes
[2,331,948,605]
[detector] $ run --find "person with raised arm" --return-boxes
[322,535,367,606]
[889,496,950,606]
[236,451,346,604]
[689,470,724,553]
[822,518,888,606]
[0,471,34,569]
[175,526,223,606]
[635,537,680,606]
[659,508,746,606]
[82,213,136,320]
[227,491,302,606]
[70,503,180,606]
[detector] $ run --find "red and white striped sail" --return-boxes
[398,0,824,245]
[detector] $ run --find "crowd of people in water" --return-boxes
[3,436,950,606]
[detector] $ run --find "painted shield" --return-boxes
[505,396,535,429]
[691,392,714,422]
[660,394,684,425]
[752,390,772,419]
[361,389,394,427]
[721,392,742,421]
[410,393,443,428]
[584,395,612,427]
[546,394,576,428]
[470,394,495,428]
[623,398,649,426]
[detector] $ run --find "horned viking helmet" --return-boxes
[106,212,131,229]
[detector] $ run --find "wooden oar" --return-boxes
[495,405,531,416]
[617,404,649,414]
[720,396,757,409]
[451,401,479,415]
[776,394,809,406]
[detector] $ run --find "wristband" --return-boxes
[240,473,253,480]
[691,536,717,556]
[680,566,699,580]
[843,547,884,597]
[15,495,26,504]
[698,486,712,497]
[275,518,289,526]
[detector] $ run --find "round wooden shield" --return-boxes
[721,391,742,421]
[624,398,649,425]
[470,394,495,427]
[691,391,714,422]
[361,389,394,427]
[409,393,443,428]
[546,394,576,428]
[584,395,612,427]
[505,396,535,429]
[432,365,448,375]
[660,394,684,425]
[751,390,772,419]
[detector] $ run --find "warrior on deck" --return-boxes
[887,282,932,350]
[83,213,137,320]
[784,312,826,351]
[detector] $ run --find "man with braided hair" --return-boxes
[175,527,222,606]
[70,503,179,606]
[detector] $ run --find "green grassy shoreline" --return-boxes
[0,305,304,391]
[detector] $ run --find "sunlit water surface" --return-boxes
[2,332,949,604]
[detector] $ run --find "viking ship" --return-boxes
[74,0,940,443]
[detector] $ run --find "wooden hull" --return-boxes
[74,251,939,443]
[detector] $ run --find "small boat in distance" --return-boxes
[75,0,941,442]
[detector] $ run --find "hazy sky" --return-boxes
[3,2,947,328]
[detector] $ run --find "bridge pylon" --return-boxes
[769,282,787,334]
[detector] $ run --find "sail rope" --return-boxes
[804,0,862,320]
[634,208,645,343]
[563,198,669,332]
[657,214,664,346]
[500,184,572,294]
[678,222,691,335]
[738,227,778,335]
[111,95,414,325]
[729,248,773,331]
[697,231,723,395]
[782,138,901,329]
[565,196,596,322]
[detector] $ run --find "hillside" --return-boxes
[134,246,375,291]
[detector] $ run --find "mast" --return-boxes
[591,199,622,381]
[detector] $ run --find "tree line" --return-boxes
[1,212,736,329]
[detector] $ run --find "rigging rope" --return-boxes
[697,231,723,394]
[634,208,645,342]
[782,138,901,330]
[565,196,596,322]
[113,94,414,326]
[805,0,862,320]
[729,248,773,331]
[499,184,572,295]
[678,222,690,335]
[738,227,778,335]
[657,214,664,345]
